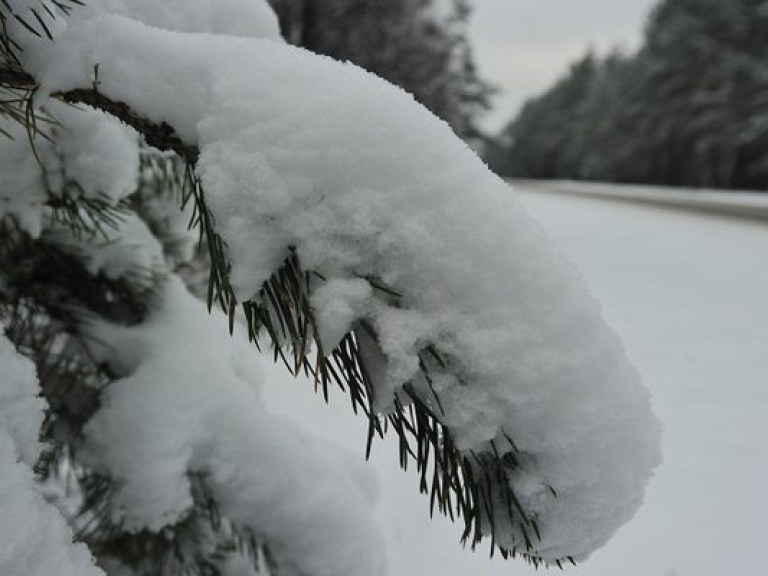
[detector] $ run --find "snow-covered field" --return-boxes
[263,184,768,576]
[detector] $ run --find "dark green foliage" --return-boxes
[267,0,494,142]
[489,0,768,191]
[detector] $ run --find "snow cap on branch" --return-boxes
[12,0,661,564]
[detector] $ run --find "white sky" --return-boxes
[469,0,658,131]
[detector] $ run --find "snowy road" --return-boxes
[516,187,768,576]
[263,185,768,576]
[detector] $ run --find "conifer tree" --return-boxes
[490,0,768,190]
[0,2,660,575]
[267,0,494,143]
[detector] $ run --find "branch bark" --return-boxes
[0,66,199,163]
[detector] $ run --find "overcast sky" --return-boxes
[469,0,658,131]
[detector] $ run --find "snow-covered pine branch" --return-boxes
[0,335,104,576]
[1,0,662,571]
[1,51,384,576]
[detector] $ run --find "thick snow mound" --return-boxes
[17,3,662,562]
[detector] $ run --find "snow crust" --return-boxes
[12,0,662,562]
[0,335,103,576]
[81,277,386,576]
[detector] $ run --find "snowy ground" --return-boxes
[262,184,768,576]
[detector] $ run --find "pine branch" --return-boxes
[0,65,35,88]
[0,65,554,565]
[245,252,547,563]
[0,66,198,161]
[60,87,200,163]
[1,1,85,66]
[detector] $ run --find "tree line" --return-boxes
[488,0,768,191]
[268,0,494,143]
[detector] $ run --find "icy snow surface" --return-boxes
[82,277,385,576]
[262,187,768,575]
[0,335,103,576]
[16,1,661,560]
